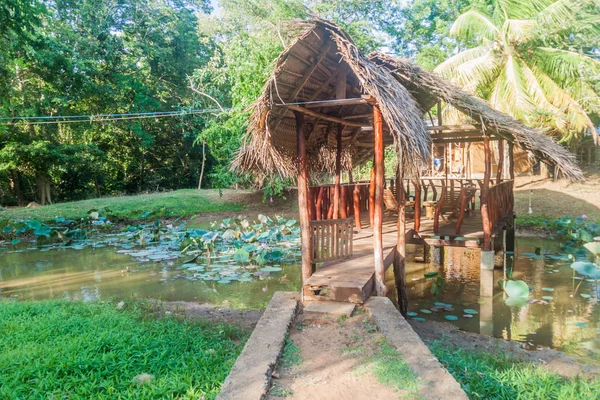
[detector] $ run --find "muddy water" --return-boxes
[393,238,600,361]
[0,244,301,310]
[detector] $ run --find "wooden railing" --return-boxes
[487,180,514,232]
[309,217,354,263]
[309,183,369,221]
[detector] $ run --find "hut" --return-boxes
[234,19,583,313]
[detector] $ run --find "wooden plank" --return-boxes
[286,105,366,128]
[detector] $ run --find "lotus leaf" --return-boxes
[570,261,600,279]
[424,272,439,278]
[504,280,530,298]
[407,312,418,317]
[445,315,458,321]
[233,248,250,263]
[411,317,426,322]
[463,309,478,315]
[504,297,529,307]
[420,309,432,314]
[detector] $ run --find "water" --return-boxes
[397,238,600,361]
[1,236,599,360]
[0,244,301,310]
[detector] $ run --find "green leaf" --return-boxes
[233,248,250,263]
[504,280,530,298]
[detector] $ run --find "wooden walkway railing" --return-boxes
[310,217,354,263]
[488,180,514,232]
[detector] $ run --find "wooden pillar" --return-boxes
[481,136,492,251]
[333,124,343,219]
[413,178,421,232]
[373,105,387,296]
[294,111,312,294]
[394,165,407,316]
[496,139,504,184]
[508,142,515,181]
[369,166,376,226]
[353,184,361,230]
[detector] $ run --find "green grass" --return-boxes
[279,338,302,370]
[0,300,249,399]
[0,189,243,222]
[429,340,600,399]
[368,339,420,397]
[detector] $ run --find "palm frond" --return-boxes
[488,55,534,120]
[497,0,552,19]
[453,51,503,93]
[450,11,499,42]
[530,64,595,133]
[502,19,537,43]
[537,0,581,28]
[533,47,600,86]
[519,62,567,131]
[434,45,491,78]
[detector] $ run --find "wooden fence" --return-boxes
[309,217,354,263]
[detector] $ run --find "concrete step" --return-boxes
[303,301,355,322]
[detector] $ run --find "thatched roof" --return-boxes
[370,54,584,181]
[233,19,429,178]
[234,19,584,182]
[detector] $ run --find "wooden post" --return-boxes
[340,185,348,218]
[294,111,312,296]
[496,139,504,184]
[508,142,515,181]
[333,124,343,219]
[353,184,361,230]
[394,165,408,316]
[413,178,421,232]
[481,136,492,251]
[369,166,376,227]
[373,105,387,296]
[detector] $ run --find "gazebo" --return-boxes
[234,19,583,313]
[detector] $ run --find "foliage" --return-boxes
[0,300,249,399]
[435,0,600,144]
[429,340,600,399]
[368,339,420,397]
[279,338,302,370]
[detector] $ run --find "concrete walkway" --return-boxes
[217,292,299,400]
[365,297,468,400]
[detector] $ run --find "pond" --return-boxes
[1,224,598,361]
[398,237,600,362]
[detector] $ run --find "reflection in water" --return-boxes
[0,244,301,309]
[386,238,600,361]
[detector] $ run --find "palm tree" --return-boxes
[435,0,600,144]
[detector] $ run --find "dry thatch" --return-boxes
[233,18,583,182]
[370,53,584,181]
[232,19,430,178]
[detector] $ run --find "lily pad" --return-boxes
[259,266,282,272]
[407,312,418,317]
[424,271,439,278]
[420,309,433,314]
[505,297,529,307]
[463,309,478,315]
[580,293,592,299]
[574,322,589,328]
[541,296,554,301]
[445,315,458,321]
[541,287,554,292]
[504,280,530,298]
[411,317,426,322]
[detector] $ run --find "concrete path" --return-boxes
[365,297,468,400]
[217,292,299,400]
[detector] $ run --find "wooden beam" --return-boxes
[303,98,367,108]
[394,165,408,316]
[497,139,504,184]
[426,124,478,131]
[344,112,373,120]
[373,104,387,297]
[432,137,500,144]
[295,111,312,298]
[508,142,515,181]
[413,179,421,232]
[369,166,375,226]
[286,105,366,128]
[481,136,492,251]
[430,130,487,138]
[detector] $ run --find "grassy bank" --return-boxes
[0,300,249,399]
[430,340,600,399]
[0,189,243,223]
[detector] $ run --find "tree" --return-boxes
[434,0,600,143]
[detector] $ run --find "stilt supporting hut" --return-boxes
[233,19,583,311]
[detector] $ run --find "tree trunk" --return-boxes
[9,169,25,206]
[198,139,206,190]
